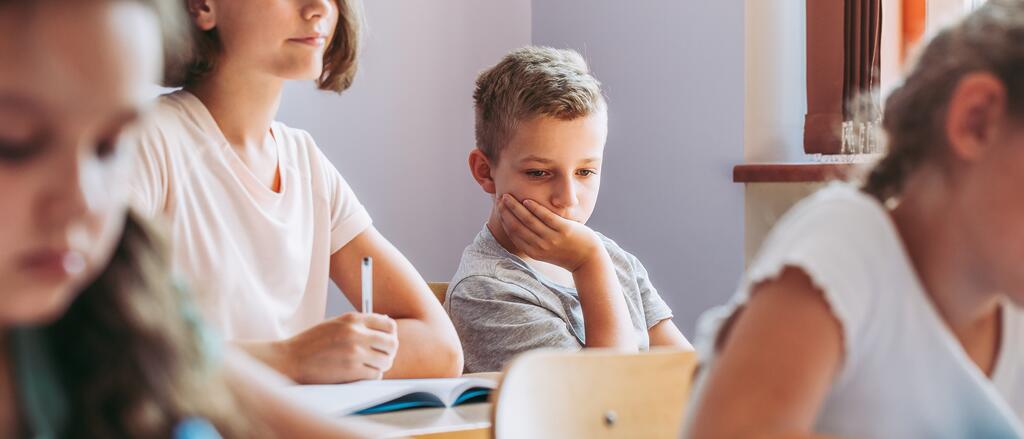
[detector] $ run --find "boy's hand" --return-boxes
[279,312,399,384]
[497,194,604,272]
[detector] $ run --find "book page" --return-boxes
[283,377,499,416]
[284,381,418,416]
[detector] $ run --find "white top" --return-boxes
[691,183,1024,438]
[130,90,372,340]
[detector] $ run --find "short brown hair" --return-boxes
[473,46,606,161]
[164,0,362,93]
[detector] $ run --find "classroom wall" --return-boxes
[531,0,746,332]
[744,0,806,163]
[276,1,532,316]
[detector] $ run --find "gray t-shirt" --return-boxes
[445,226,674,373]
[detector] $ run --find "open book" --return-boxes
[284,377,497,416]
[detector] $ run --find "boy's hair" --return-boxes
[164,0,363,93]
[863,0,1024,202]
[473,46,606,162]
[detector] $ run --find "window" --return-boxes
[803,0,882,155]
[803,0,986,156]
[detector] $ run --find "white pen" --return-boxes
[361,256,373,314]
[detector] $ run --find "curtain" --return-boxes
[804,0,883,155]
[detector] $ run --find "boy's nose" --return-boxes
[549,178,580,210]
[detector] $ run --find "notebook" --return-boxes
[284,377,497,416]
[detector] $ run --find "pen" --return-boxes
[361,256,373,314]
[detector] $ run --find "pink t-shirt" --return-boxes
[130,90,371,340]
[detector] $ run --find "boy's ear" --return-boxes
[468,149,497,194]
[186,0,217,31]
[946,72,1007,161]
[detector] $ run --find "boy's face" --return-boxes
[482,110,608,224]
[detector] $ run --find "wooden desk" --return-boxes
[341,402,491,439]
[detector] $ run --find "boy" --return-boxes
[446,46,692,373]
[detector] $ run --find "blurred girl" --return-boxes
[687,2,1024,437]
[0,0,370,436]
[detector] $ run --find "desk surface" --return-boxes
[341,402,491,438]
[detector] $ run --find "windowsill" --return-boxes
[732,162,860,183]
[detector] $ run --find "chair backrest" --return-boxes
[490,348,698,439]
[427,282,449,305]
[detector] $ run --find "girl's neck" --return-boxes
[890,168,1001,341]
[185,61,284,149]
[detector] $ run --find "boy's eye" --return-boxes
[577,169,598,177]
[525,170,550,178]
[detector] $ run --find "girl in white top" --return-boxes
[130,0,462,384]
[685,2,1024,438]
[0,0,373,436]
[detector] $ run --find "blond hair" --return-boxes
[473,46,605,161]
[164,0,363,93]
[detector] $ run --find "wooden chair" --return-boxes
[428,282,449,305]
[490,348,698,439]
